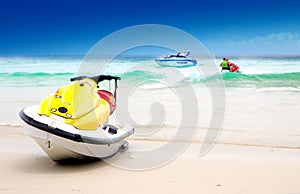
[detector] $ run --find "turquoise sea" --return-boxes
[1,55,300,149]
[1,55,300,89]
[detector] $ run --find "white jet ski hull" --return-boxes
[20,105,133,161]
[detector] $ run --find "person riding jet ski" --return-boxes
[220,58,240,73]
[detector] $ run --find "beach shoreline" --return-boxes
[1,131,300,194]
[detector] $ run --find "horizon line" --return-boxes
[1,54,300,58]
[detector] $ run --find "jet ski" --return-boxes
[221,62,240,73]
[229,62,240,73]
[19,75,134,162]
[155,51,197,67]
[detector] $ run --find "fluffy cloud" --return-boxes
[209,32,300,55]
[235,32,300,46]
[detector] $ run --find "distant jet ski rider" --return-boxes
[220,58,230,71]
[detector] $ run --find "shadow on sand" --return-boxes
[17,154,108,174]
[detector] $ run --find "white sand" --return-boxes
[1,132,300,194]
[1,86,300,193]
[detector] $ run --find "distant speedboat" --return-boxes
[155,52,197,67]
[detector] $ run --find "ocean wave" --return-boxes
[117,69,300,88]
[184,72,300,88]
[117,70,164,84]
[0,72,75,87]
[1,68,300,89]
[0,72,74,77]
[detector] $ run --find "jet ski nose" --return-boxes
[58,107,68,113]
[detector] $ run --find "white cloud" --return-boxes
[234,32,300,46]
[208,32,300,55]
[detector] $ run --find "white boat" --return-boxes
[155,52,197,67]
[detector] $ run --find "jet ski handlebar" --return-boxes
[70,75,121,83]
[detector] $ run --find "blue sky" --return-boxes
[0,0,300,56]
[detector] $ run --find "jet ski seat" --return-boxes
[97,90,116,114]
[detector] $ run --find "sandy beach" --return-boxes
[1,86,300,194]
[1,130,300,194]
